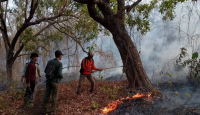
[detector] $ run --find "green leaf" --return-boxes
[186,93,191,98]
[175,92,180,96]
[91,101,98,109]
[0,97,3,100]
[192,52,198,59]
[167,81,172,85]
[166,72,172,77]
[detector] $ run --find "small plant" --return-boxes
[127,92,130,97]
[174,92,180,96]
[98,71,103,81]
[176,47,200,82]
[152,88,158,95]
[117,86,122,90]
[110,86,118,99]
[101,85,109,92]
[186,93,191,98]
[91,101,98,109]
[167,81,172,86]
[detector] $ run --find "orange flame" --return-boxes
[102,93,152,114]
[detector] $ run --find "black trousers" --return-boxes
[24,81,36,101]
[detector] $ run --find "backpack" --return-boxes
[45,64,56,80]
[79,57,94,74]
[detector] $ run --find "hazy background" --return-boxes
[0,1,200,85]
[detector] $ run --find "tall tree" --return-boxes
[0,0,79,82]
[73,0,189,90]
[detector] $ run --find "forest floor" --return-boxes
[0,79,128,115]
[1,79,200,115]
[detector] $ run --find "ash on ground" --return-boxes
[109,82,200,115]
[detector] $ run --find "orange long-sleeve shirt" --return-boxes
[81,57,98,75]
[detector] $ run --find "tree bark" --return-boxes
[6,55,14,83]
[107,18,153,91]
[76,0,154,91]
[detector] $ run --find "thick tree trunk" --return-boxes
[6,51,14,83]
[108,18,153,91]
[6,63,13,82]
[74,0,153,91]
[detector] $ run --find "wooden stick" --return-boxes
[62,66,80,69]
[63,66,123,70]
[92,66,123,73]
[102,66,123,70]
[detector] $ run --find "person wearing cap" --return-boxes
[42,50,63,114]
[23,53,39,106]
[76,50,103,95]
[21,55,42,103]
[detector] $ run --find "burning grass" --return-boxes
[102,92,152,114]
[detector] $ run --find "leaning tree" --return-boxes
[74,0,190,90]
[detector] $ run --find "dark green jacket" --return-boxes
[45,58,63,82]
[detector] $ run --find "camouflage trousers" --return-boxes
[42,81,59,111]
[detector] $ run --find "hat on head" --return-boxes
[88,50,94,56]
[55,50,63,57]
[30,53,39,59]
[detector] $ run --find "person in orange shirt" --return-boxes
[77,51,102,95]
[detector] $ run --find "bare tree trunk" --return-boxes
[6,57,14,83]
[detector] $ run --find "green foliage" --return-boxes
[117,86,122,90]
[1,0,68,56]
[125,0,190,35]
[175,91,180,96]
[166,72,172,77]
[167,81,172,86]
[91,101,99,109]
[159,0,187,21]
[186,93,191,98]
[192,52,198,59]
[98,71,104,81]
[101,85,109,92]
[126,0,158,35]
[176,47,200,82]
[101,85,119,99]
[110,0,118,13]
[73,3,100,42]
[5,0,100,56]
[87,44,97,51]
[152,88,158,95]
[111,87,117,99]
